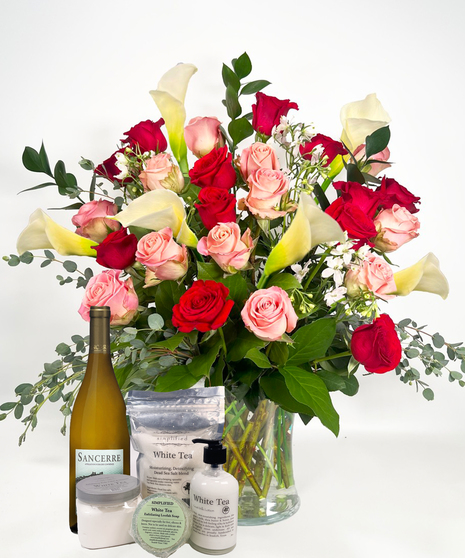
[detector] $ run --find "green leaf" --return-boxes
[227,329,266,362]
[19,252,34,264]
[222,64,241,92]
[156,366,199,391]
[279,366,340,436]
[48,203,83,211]
[79,157,94,171]
[210,355,225,387]
[151,332,187,351]
[346,163,365,184]
[316,370,359,396]
[397,318,411,328]
[154,281,185,325]
[22,146,49,174]
[432,333,445,348]
[187,340,222,378]
[422,388,434,401]
[18,182,57,194]
[7,255,20,267]
[261,372,315,415]
[228,117,254,147]
[148,313,164,331]
[44,250,54,260]
[232,52,252,79]
[219,273,249,307]
[245,348,271,369]
[287,319,336,366]
[54,160,77,195]
[0,402,17,411]
[225,85,242,119]
[267,273,302,291]
[197,261,223,281]
[15,383,33,395]
[56,342,71,356]
[14,404,24,419]
[63,260,77,273]
[39,142,52,175]
[365,126,390,159]
[269,342,289,366]
[240,80,271,95]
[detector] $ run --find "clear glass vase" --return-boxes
[223,397,300,526]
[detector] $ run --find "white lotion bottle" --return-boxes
[189,438,239,555]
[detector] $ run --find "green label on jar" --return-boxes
[136,496,186,550]
[75,449,124,482]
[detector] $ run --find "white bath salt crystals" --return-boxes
[76,474,141,549]
[132,493,193,558]
[126,387,225,502]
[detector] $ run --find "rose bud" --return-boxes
[184,116,224,158]
[189,145,237,190]
[374,204,420,252]
[72,199,120,243]
[351,314,402,374]
[252,92,299,137]
[194,187,236,230]
[139,153,184,193]
[239,142,280,181]
[121,118,167,154]
[345,253,396,301]
[95,228,138,270]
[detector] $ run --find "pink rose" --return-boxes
[78,270,139,325]
[240,142,280,180]
[135,228,188,285]
[374,204,420,252]
[197,222,253,274]
[184,117,224,158]
[354,145,391,176]
[240,168,291,219]
[241,287,298,342]
[72,200,120,243]
[345,253,396,301]
[139,153,184,193]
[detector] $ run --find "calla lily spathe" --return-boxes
[262,193,345,279]
[340,93,391,152]
[112,189,198,248]
[16,209,98,256]
[392,253,449,299]
[150,63,198,174]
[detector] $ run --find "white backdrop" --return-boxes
[1,1,465,557]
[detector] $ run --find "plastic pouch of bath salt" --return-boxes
[127,386,224,503]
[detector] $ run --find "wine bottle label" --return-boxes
[75,449,124,482]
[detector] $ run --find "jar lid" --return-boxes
[76,474,140,505]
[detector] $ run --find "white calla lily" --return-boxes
[392,253,449,299]
[113,190,198,248]
[261,193,345,282]
[17,209,98,256]
[150,63,198,173]
[340,93,391,152]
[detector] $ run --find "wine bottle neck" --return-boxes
[89,315,111,354]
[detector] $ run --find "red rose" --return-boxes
[95,149,129,184]
[326,197,377,247]
[95,227,138,270]
[333,181,382,218]
[188,146,237,190]
[299,134,347,166]
[351,314,402,374]
[252,92,299,136]
[194,187,237,230]
[172,280,234,333]
[121,118,167,154]
[377,177,420,213]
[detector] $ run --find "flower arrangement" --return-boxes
[2,52,464,453]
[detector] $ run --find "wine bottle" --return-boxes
[69,306,130,533]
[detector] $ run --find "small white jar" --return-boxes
[76,474,141,549]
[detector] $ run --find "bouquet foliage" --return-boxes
[2,52,464,446]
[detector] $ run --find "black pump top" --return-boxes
[193,438,227,466]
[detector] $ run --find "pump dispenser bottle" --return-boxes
[189,439,239,555]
